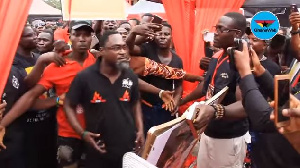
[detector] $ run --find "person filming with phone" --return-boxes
[231,40,300,167]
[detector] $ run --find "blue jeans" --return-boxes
[142,103,175,134]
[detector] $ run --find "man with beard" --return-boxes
[127,23,183,133]
[0,21,175,168]
[64,31,143,168]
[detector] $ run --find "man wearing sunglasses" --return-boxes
[191,12,249,168]
[32,20,46,35]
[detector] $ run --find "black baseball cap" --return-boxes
[69,20,94,32]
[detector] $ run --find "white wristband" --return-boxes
[159,90,164,99]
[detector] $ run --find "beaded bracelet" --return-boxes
[211,104,225,119]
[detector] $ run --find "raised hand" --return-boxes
[249,47,265,76]
[231,41,252,78]
[199,57,211,71]
[289,12,300,30]
[132,23,162,37]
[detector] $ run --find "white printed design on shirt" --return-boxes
[122,78,133,89]
[12,75,19,89]
[220,73,229,79]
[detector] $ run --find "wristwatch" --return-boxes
[290,29,300,35]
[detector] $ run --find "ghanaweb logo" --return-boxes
[250,11,280,40]
[255,20,275,28]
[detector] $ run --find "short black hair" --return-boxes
[99,30,119,48]
[119,21,131,26]
[162,22,172,30]
[142,13,154,17]
[129,18,140,25]
[41,29,54,42]
[224,12,246,35]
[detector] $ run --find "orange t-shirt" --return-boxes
[38,51,95,139]
[54,27,70,44]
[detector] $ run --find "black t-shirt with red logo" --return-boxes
[66,58,139,160]
[202,53,249,139]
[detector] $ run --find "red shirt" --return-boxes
[38,51,95,139]
[54,27,70,44]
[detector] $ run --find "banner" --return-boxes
[61,0,127,20]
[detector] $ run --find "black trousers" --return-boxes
[24,116,57,168]
[86,153,122,168]
[0,122,26,168]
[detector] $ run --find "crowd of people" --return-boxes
[0,10,300,168]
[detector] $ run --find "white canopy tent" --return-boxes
[29,0,61,16]
[127,0,165,14]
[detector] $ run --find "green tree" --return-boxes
[43,0,62,10]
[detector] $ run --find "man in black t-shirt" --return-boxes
[126,23,183,133]
[64,31,144,168]
[0,66,27,168]
[25,28,58,168]
[0,25,64,168]
[190,12,249,167]
[190,12,300,168]
[0,25,41,168]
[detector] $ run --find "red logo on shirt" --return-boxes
[119,90,130,102]
[90,92,106,103]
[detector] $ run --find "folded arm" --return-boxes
[0,85,46,127]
